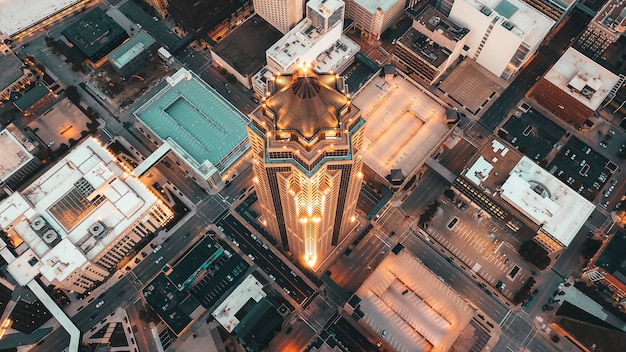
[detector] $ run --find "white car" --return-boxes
[248,253,255,261]
[152,245,162,253]
[155,256,164,264]
[268,274,276,281]
[96,300,104,309]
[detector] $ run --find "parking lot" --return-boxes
[547,136,612,202]
[500,109,566,163]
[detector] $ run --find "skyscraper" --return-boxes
[254,0,305,34]
[247,66,365,270]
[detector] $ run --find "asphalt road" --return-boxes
[216,214,316,304]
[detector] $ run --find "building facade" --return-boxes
[583,230,626,302]
[345,0,413,39]
[108,30,158,78]
[575,0,626,60]
[0,125,42,192]
[254,0,305,33]
[247,67,365,269]
[0,138,173,293]
[393,5,469,85]
[146,0,168,18]
[448,0,554,79]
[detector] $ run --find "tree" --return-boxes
[513,277,536,305]
[65,86,80,105]
[581,239,602,260]
[518,240,551,270]
[551,335,560,343]
[443,189,455,200]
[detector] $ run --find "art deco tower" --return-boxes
[247,66,365,270]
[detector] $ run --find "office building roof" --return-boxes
[0,128,34,182]
[500,156,595,246]
[352,249,475,352]
[143,272,200,335]
[108,30,156,69]
[167,235,224,290]
[134,68,249,176]
[594,230,626,283]
[353,0,403,13]
[61,8,128,61]
[459,0,554,43]
[0,138,166,285]
[211,15,282,76]
[593,0,626,37]
[0,52,24,91]
[543,48,621,111]
[212,274,266,332]
[265,67,348,139]
[408,5,470,43]
[13,85,50,111]
[0,0,82,36]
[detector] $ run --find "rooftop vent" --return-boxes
[89,222,105,237]
[30,216,46,231]
[43,229,58,244]
[502,21,515,31]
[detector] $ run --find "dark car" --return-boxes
[459,202,469,211]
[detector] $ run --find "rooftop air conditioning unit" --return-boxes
[89,222,105,237]
[30,216,46,231]
[43,230,58,244]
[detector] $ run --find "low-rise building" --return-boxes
[0,51,33,102]
[61,8,129,66]
[13,85,55,117]
[530,47,621,127]
[0,124,42,192]
[0,0,89,38]
[107,30,158,78]
[0,137,173,293]
[133,68,249,193]
[393,5,469,85]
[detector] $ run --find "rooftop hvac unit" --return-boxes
[43,230,58,244]
[89,222,105,237]
[30,216,46,231]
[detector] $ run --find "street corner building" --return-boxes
[247,65,365,271]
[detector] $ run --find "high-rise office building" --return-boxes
[247,66,365,270]
[575,0,626,60]
[254,0,305,34]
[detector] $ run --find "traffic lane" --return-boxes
[331,317,378,352]
[218,216,313,302]
[402,233,510,323]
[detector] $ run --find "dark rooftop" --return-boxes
[553,301,626,352]
[0,53,24,92]
[407,5,469,42]
[61,8,128,62]
[234,298,283,351]
[167,235,224,291]
[13,85,50,111]
[595,229,626,282]
[143,272,200,336]
[211,15,282,76]
[397,27,450,68]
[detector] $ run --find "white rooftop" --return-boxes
[458,0,554,43]
[212,275,266,332]
[0,0,82,36]
[500,156,595,247]
[0,128,34,182]
[266,10,343,72]
[353,0,403,13]
[352,250,475,352]
[354,73,451,178]
[308,0,344,17]
[543,47,620,111]
[466,139,508,186]
[0,137,164,285]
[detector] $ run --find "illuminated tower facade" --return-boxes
[247,67,365,270]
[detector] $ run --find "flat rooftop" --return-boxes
[544,47,621,111]
[61,7,128,61]
[0,128,34,182]
[211,15,282,76]
[353,73,451,178]
[134,68,248,175]
[0,138,167,285]
[0,53,24,91]
[594,0,626,36]
[0,0,82,36]
[266,15,342,71]
[594,230,626,283]
[167,235,224,290]
[397,28,450,68]
[352,249,475,352]
[212,274,266,333]
[408,5,469,43]
[458,0,554,43]
[352,0,403,13]
[108,30,155,69]
[500,156,595,247]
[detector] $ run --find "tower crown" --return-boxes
[264,67,349,139]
